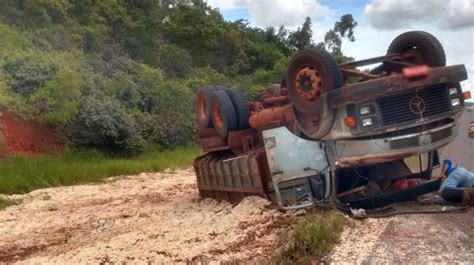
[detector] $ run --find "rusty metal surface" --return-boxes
[227,129,259,155]
[197,128,229,153]
[249,105,294,130]
[402,65,429,78]
[295,66,322,101]
[341,68,379,80]
[193,148,271,204]
[262,96,290,106]
[328,64,468,108]
[339,54,401,69]
[198,128,260,156]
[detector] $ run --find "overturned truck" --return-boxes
[193,31,471,211]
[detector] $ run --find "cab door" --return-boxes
[263,126,331,210]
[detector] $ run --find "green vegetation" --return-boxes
[0,197,16,210]
[0,0,357,155]
[0,145,201,195]
[274,210,345,264]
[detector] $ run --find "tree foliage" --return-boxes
[0,0,357,154]
[321,14,358,63]
[289,17,314,51]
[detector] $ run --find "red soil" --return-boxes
[0,110,64,156]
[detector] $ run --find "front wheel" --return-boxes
[387,31,446,67]
[286,49,343,139]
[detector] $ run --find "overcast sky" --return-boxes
[205,0,474,99]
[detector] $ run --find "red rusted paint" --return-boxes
[328,65,467,108]
[403,65,429,78]
[262,96,290,106]
[194,148,271,204]
[249,105,293,130]
[341,68,379,80]
[295,66,322,101]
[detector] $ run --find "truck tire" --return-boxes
[197,85,217,129]
[286,49,343,139]
[221,88,250,130]
[387,31,446,67]
[211,90,237,138]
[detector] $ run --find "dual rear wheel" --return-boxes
[196,86,250,138]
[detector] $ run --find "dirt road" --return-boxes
[330,107,474,263]
[0,169,285,263]
[330,208,474,263]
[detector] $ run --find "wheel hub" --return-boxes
[295,67,322,101]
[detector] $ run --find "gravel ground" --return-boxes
[0,168,286,263]
[330,208,474,263]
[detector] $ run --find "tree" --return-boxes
[289,17,314,51]
[321,14,358,63]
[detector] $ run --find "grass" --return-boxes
[0,198,17,210]
[0,144,202,195]
[273,210,345,264]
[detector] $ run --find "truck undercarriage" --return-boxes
[193,31,471,213]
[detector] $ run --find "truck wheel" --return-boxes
[293,97,336,139]
[387,31,446,67]
[222,88,250,130]
[286,49,343,139]
[211,90,237,138]
[197,85,217,129]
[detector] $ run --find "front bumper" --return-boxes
[334,122,458,166]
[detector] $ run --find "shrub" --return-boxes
[132,112,195,149]
[29,67,82,124]
[3,54,58,95]
[69,95,144,155]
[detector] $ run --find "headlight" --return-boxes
[360,106,371,115]
[362,118,373,127]
[449,87,458,96]
[451,98,461,107]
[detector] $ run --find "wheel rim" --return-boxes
[197,93,207,121]
[295,65,322,102]
[295,111,321,135]
[212,102,224,129]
